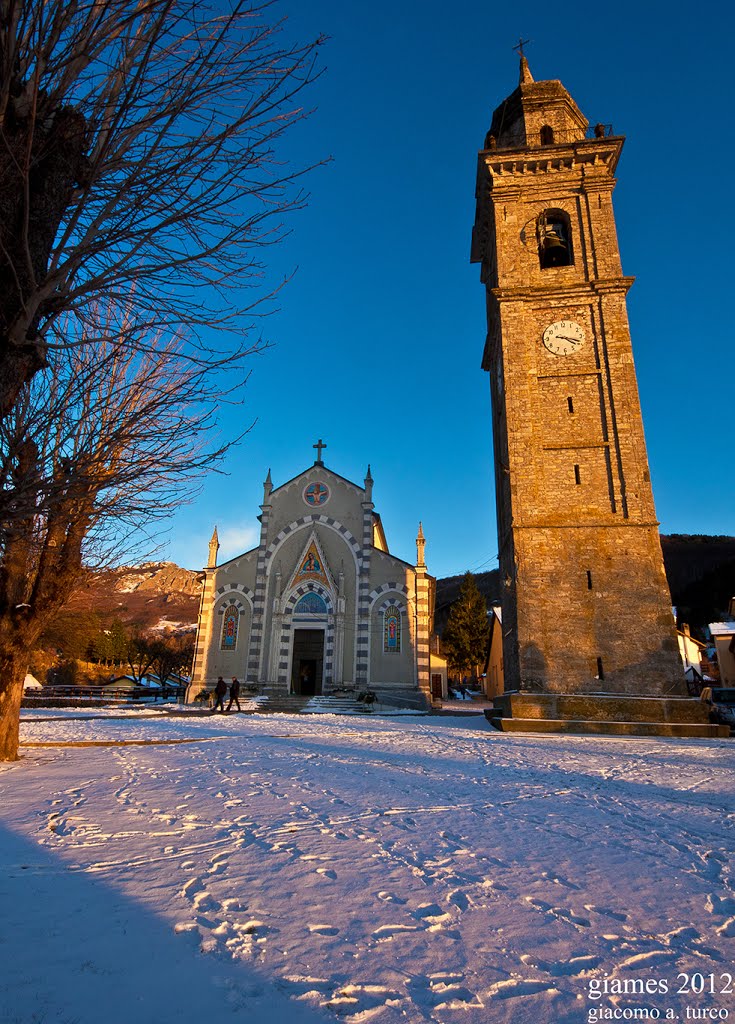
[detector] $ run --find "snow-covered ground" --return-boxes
[1,710,734,1024]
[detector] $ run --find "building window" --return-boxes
[538,209,573,269]
[220,606,239,650]
[574,464,581,485]
[540,125,554,145]
[294,592,327,615]
[384,607,402,654]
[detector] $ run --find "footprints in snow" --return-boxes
[280,972,482,1015]
[177,853,275,958]
[521,952,601,977]
[706,889,735,937]
[525,896,591,929]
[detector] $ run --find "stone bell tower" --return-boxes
[471,55,683,709]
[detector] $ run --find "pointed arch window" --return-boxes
[538,209,573,269]
[384,607,402,654]
[220,606,239,650]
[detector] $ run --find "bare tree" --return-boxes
[0,0,324,416]
[0,319,250,759]
[149,631,195,695]
[122,628,157,688]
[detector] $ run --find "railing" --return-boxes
[485,124,616,151]
[24,684,187,703]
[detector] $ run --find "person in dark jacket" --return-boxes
[213,676,227,713]
[227,676,241,713]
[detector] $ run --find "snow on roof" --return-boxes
[23,673,42,689]
[709,622,735,636]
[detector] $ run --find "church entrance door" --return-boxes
[291,629,324,695]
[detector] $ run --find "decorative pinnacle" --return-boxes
[519,54,534,84]
[416,522,426,568]
[208,525,220,568]
[263,468,272,501]
[364,464,373,503]
[512,37,534,84]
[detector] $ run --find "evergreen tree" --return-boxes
[442,573,491,680]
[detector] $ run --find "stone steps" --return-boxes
[236,694,375,716]
[485,713,730,738]
[485,692,730,738]
[302,697,374,715]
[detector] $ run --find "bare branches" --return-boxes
[0,0,325,413]
[0,314,251,752]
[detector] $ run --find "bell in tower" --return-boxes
[538,213,572,268]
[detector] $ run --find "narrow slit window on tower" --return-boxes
[574,464,581,485]
[596,657,605,680]
[586,570,593,590]
[567,396,574,414]
[538,209,573,269]
[540,125,555,145]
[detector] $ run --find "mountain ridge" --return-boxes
[45,534,735,646]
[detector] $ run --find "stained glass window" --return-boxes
[294,593,327,615]
[384,607,401,653]
[220,605,239,650]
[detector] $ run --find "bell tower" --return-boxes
[471,57,682,701]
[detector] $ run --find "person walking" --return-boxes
[213,676,227,713]
[227,676,241,713]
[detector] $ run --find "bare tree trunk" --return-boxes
[0,641,28,761]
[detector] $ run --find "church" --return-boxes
[189,443,435,708]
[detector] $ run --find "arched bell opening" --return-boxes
[540,124,555,145]
[538,208,573,269]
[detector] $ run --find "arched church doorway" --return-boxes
[291,629,324,695]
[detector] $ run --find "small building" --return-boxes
[483,606,504,699]
[709,621,735,686]
[677,625,706,681]
[428,639,448,701]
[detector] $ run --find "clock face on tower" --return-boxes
[542,319,585,356]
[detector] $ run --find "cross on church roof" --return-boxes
[313,438,327,465]
[513,36,532,58]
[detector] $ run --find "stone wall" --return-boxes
[473,70,681,701]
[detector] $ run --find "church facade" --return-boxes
[189,447,434,707]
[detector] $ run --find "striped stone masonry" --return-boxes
[247,501,272,683]
[414,570,432,697]
[275,584,336,689]
[191,570,218,690]
[214,582,254,608]
[356,500,374,683]
[369,583,410,606]
[265,514,361,563]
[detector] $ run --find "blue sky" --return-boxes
[163,0,734,575]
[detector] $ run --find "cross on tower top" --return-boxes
[513,36,531,58]
[313,438,327,465]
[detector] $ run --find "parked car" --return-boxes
[700,687,735,728]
